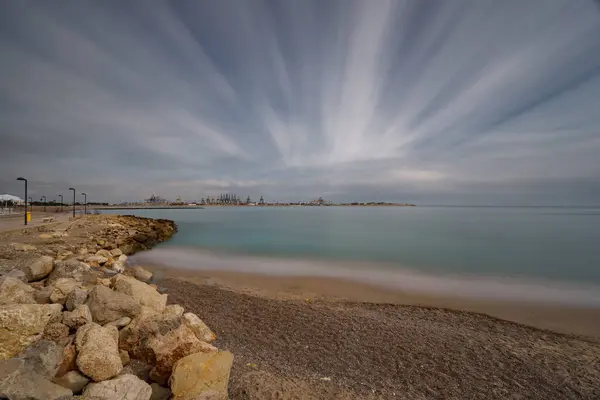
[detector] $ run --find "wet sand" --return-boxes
[147,266,600,399]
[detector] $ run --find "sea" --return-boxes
[102,206,600,307]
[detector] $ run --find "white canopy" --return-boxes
[0,194,24,203]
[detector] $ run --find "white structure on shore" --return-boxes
[0,194,24,204]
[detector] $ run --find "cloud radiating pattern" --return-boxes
[1,0,599,204]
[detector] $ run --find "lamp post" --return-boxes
[41,196,47,212]
[81,193,87,215]
[69,188,75,217]
[16,177,27,225]
[28,197,32,212]
[59,195,63,212]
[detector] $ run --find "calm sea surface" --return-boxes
[103,206,600,304]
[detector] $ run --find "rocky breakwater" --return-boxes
[0,215,233,400]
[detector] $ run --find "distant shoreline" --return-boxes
[93,203,416,210]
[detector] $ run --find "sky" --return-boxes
[1,0,600,205]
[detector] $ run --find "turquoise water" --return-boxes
[105,206,600,285]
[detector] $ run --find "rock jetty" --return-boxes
[0,215,233,400]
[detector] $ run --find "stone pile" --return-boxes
[0,216,233,400]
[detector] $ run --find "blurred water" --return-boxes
[107,206,600,284]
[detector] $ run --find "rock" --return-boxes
[18,339,64,379]
[47,259,92,285]
[96,250,113,259]
[0,303,63,360]
[120,359,152,383]
[3,268,28,282]
[35,285,54,304]
[38,233,54,239]
[163,304,184,318]
[169,351,233,400]
[182,313,216,343]
[44,322,71,342]
[20,255,54,281]
[110,260,125,273]
[97,277,112,287]
[63,305,93,329]
[65,288,88,311]
[110,249,123,257]
[132,266,153,283]
[118,254,128,263]
[76,323,122,382]
[119,350,130,366]
[86,255,109,265]
[83,374,152,400]
[104,317,131,329]
[50,278,81,305]
[0,358,73,400]
[0,276,37,305]
[118,312,181,363]
[53,370,90,394]
[10,243,37,252]
[112,275,167,313]
[148,324,218,377]
[56,339,77,377]
[148,366,169,386]
[150,383,172,400]
[85,285,142,325]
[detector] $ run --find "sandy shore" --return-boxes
[144,265,600,399]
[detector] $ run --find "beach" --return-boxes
[146,265,600,399]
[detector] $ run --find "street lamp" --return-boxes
[58,194,63,212]
[69,188,75,217]
[41,196,47,212]
[16,177,27,225]
[81,193,87,215]
[28,197,32,212]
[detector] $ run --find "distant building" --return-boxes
[0,194,24,205]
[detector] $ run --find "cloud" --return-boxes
[1,0,599,205]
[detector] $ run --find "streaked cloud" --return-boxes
[1,0,599,204]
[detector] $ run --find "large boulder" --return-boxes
[0,303,62,360]
[169,351,233,400]
[18,339,64,379]
[182,312,216,343]
[148,324,218,377]
[63,304,93,329]
[119,311,181,363]
[0,358,73,400]
[55,338,77,377]
[163,304,184,318]
[76,323,123,382]
[3,268,28,283]
[132,266,153,283]
[85,255,109,265]
[43,322,70,343]
[65,288,88,311]
[20,255,54,282]
[47,259,92,285]
[53,370,90,394]
[85,285,142,325]
[35,285,54,304]
[0,276,37,305]
[83,374,152,400]
[50,278,81,305]
[112,275,167,313]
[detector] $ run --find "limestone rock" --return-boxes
[0,303,62,360]
[110,261,126,273]
[169,351,233,400]
[86,255,108,265]
[150,382,172,400]
[118,312,181,363]
[50,278,81,305]
[182,312,216,343]
[65,288,88,311]
[43,322,70,342]
[47,259,92,285]
[76,323,123,382]
[0,358,73,400]
[63,304,93,329]
[0,276,37,305]
[148,324,218,376]
[149,366,169,386]
[10,243,37,252]
[53,370,90,394]
[118,254,128,263]
[105,317,131,329]
[132,266,153,283]
[119,350,130,366]
[83,374,152,400]
[3,268,28,282]
[21,255,54,281]
[110,248,123,257]
[163,304,184,318]
[56,339,77,377]
[18,339,64,379]
[35,285,54,304]
[85,285,142,325]
[112,275,167,313]
[96,249,113,259]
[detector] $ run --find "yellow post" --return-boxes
[26,212,31,222]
